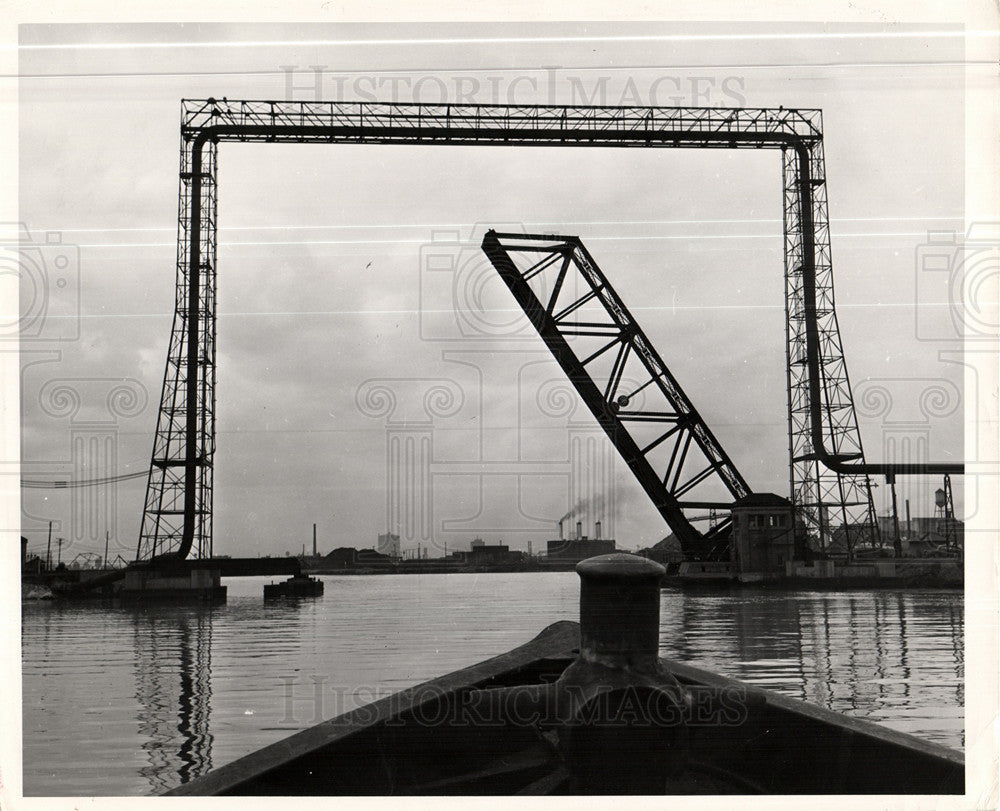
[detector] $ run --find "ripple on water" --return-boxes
[22,575,962,794]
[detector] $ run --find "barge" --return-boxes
[166,554,963,796]
[263,573,325,600]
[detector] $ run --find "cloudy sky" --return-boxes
[12,20,975,562]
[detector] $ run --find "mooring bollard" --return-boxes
[556,553,690,793]
[464,552,690,793]
[576,553,665,670]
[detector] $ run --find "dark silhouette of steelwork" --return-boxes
[482,231,749,559]
[936,475,959,552]
[133,611,214,791]
[137,99,962,562]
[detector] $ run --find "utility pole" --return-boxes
[888,474,902,557]
[104,531,110,571]
[942,474,956,552]
[312,523,317,557]
[57,537,63,567]
[46,521,52,570]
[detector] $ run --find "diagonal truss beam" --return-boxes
[481,232,750,556]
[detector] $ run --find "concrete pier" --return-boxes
[119,567,226,602]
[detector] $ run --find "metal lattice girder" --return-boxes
[178,99,826,143]
[140,99,959,562]
[137,130,217,562]
[781,143,877,549]
[481,231,750,557]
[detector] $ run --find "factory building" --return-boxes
[547,520,615,563]
[468,543,511,565]
[377,532,400,559]
[444,538,522,567]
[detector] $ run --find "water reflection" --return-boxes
[22,576,963,795]
[131,608,216,791]
[661,588,964,746]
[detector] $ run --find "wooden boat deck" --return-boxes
[166,619,962,796]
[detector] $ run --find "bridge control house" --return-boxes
[729,493,798,578]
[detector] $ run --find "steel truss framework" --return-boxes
[781,145,876,551]
[482,232,750,558]
[138,99,960,562]
[138,132,217,562]
[937,474,959,552]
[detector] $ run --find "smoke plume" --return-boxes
[560,493,606,523]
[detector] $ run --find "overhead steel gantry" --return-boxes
[137,99,963,562]
[482,232,750,558]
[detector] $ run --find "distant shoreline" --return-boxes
[302,563,580,576]
[300,564,963,589]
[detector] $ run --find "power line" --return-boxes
[21,470,147,489]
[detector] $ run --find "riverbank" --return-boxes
[673,557,963,589]
[23,555,964,596]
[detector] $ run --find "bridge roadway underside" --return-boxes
[172,557,303,578]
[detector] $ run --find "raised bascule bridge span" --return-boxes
[133,98,963,565]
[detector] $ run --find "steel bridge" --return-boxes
[136,99,963,562]
[481,232,750,560]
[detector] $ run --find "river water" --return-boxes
[21,572,964,796]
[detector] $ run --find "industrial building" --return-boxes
[468,543,513,565]
[547,520,615,564]
[325,547,394,570]
[377,532,400,558]
[453,538,520,566]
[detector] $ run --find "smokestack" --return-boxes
[558,520,564,540]
[595,520,602,540]
[313,523,317,557]
[576,521,582,540]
